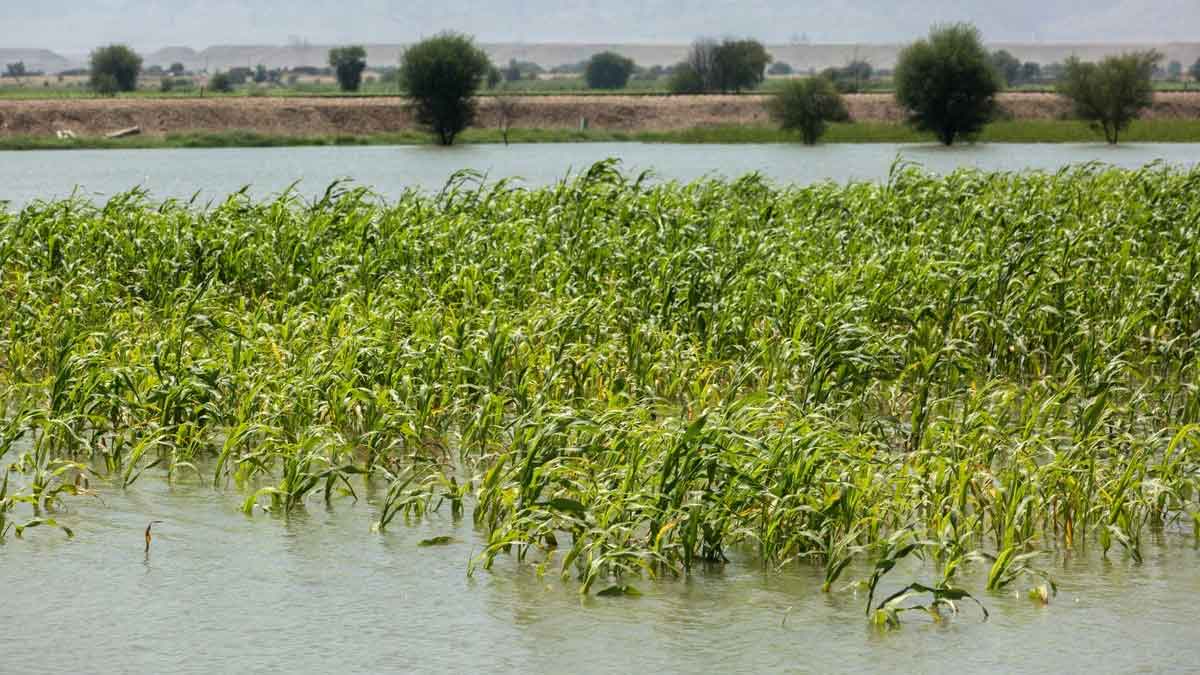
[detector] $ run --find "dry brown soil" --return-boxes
[1,93,1199,138]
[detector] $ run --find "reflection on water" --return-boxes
[2,142,1199,208]
[2,463,1198,673]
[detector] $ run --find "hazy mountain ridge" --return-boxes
[11,42,1199,75]
[3,0,1198,51]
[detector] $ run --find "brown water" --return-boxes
[2,454,1198,674]
[5,144,1200,672]
[3,142,1199,208]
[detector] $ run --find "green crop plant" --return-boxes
[2,160,1200,617]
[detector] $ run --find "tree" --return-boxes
[711,39,772,92]
[90,44,143,94]
[670,38,771,93]
[991,50,1022,87]
[503,59,522,83]
[329,46,368,92]
[767,76,850,144]
[1058,51,1160,144]
[254,64,269,84]
[209,72,234,93]
[894,24,1001,145]
[668,62,705,94]
[1191,58,1200,83]
[1020,61,1042,85]
[4,61,27,82]
[684,38,719,90]
[227,67,253,85]
[486,65,501,89]
[768,62,793,76]
[169,62,186,76]
[584,51,636,90]
[823,60,874,93]
[492,95,519,145]
[1167,60,1183,81]
[400,32,491,145]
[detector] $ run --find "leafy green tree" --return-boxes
[227,67,253,85]
[894,24,1001,145]
[767,76,850,144]
[1058,51,1160,144]
[254,64,269,84]
[668,62,705,94]
[670,38,771,93]
[711,39,772,92]
[169,62,185,76]
[584,51,636,90]
[1020,61,1041,84]
[823,60,874,93]
[329,46,368,92]
[400,32,491,145]
[1191,58,1200,83]
[991,50,1022,86]
[90,44,143,94]
[4,62,27,81]
[1166,60,1183,81]
[209,72,234,93]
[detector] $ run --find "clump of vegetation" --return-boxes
[2,163,1199,619]
[1058,51,1161,144]
[208,72,234,93]
[767,76,850,143]
[894,23,1001,145]
[822,61,873,93]
[329,45,368,92]
[399,32,492,145]
[670,37,772,93]
[584,51,636,90]
[89,44,142,95]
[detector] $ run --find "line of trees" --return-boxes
[68,31,1189,147]
[767,23,1166,146]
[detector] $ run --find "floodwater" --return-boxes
[4,142,1200,673]
[2,142,1200,207]
[2,458,1198,674]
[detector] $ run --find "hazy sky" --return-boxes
[5,0,1197,52]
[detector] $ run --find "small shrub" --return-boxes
[767,77,850,144]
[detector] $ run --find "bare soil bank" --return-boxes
[2,93,1199,138]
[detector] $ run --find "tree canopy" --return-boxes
[584,51,636,90]
[90,44,143,95]
[1058,51,1160,144]
[400,33,491,145]
[767,76,850,144]
[894,23,1001,145]
[329,46,368,92]
[670,38,771,93]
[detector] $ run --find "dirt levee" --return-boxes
[2,93,1199,138]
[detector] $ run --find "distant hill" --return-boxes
[0,49,74,73]
[144,42,1200,72]
[32,42,1200,74]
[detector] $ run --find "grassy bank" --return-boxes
[3,164,1199,621]
[4,119,1200,151]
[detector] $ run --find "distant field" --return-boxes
[2,73,1195,100]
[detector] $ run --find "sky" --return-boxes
[4,0,1197,52]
